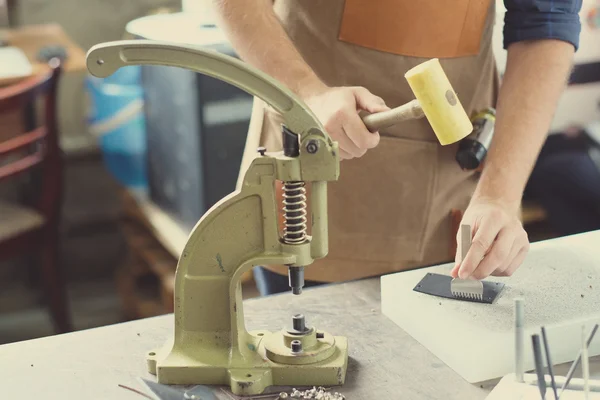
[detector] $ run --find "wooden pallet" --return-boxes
[116,190,257,319]
[117,211,176,319]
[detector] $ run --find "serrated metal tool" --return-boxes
[450,224,484,301]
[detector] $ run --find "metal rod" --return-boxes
[532,334,547,400]
[288,266,305,295]
[117,384,154,400]
[559,323,599,398]
[460,224,471,264]
[293,314,306,332]
[540,326,558,400]
[515,298,525,382]
[524,375,600,392]
[583,326,590,400]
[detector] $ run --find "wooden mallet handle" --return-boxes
[361,59,473,145]
[361,99,424,132]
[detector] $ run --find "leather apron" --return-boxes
[237,0,500,282]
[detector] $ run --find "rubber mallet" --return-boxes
[361,58,473,146]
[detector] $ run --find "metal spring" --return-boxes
[282,181,307,244]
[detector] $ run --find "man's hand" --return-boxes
[303,86,390,159]
[450,198,529,280]
[212,0,389,159]
[449,39,574,280]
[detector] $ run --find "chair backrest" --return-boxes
[0,58,62,218]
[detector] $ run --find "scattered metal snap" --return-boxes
[278,386,346,400]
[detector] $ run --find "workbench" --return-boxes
[1,234,599,399]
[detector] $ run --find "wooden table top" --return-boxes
[0,23,86,86]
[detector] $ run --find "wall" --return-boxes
[7,0,181,280]
[187,0,600,134]
[492,0,600,133]
[14,0,181,148]
[14,0,594,140]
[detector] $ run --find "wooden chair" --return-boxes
[0,59,72,333]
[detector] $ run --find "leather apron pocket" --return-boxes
[327,135,438,264]
[338,0,492,58]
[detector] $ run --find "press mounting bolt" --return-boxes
[291,340,302,353]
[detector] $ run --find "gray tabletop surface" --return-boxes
[0,276,597,399]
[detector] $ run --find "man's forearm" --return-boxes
[212,0,326,98]
[473,40,575,209]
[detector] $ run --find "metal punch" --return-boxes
[559,324,599,398]
[413,223,504,304]
[413,272,503,304]
[450,224,484,301]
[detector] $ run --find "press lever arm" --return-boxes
[86,40,327,142]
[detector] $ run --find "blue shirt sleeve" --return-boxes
[503,0,583,50]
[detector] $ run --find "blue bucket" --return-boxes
[86,66,148,191]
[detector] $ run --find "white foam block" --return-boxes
[381,231,600,383]
[487,373,600,400]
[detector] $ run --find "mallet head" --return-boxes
[405,58,473,145]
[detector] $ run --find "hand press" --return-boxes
[85,40,472,396]
[87,40,346,396]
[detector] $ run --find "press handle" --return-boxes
[86,40,326,139]
[361,99,424,132]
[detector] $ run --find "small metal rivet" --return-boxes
[97,59,104,65]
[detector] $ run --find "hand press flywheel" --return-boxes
[86,40,346,396]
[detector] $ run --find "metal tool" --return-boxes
[140,378,217,400]
[532,334,547,400]
[559,323,599,397]
[523,374,600,394]
[278,387,346,400]
[583,326,591,400]
[456,108,495,170]
[515,298,525,383]
[413,272,504,304]
[450,278,484,301]
[540,327,558,400]
[86,41,469,396]
[361,58,473,145]
[450,224,484,301]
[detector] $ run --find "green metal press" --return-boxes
[86,40,348,396]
